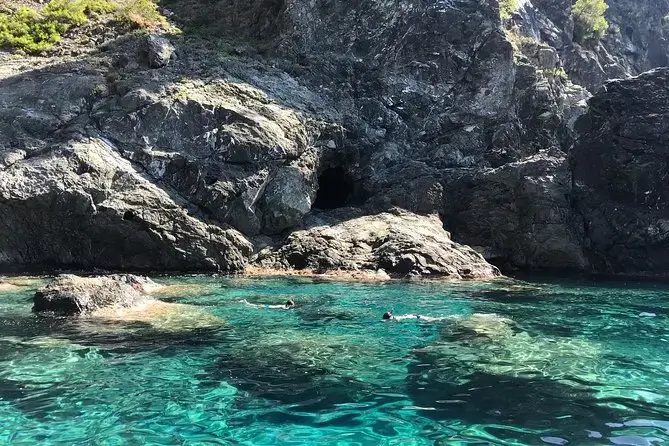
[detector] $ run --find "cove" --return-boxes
[0,276,668,445]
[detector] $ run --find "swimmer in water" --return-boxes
[382,312,451,322]
[241,298,295,310]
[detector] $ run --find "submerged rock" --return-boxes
[33,274,224,331]
[254,209,501,279]
[0,282,21,293]
[418,313,601,380]
[33,274,150,315]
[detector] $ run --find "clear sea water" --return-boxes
[1,276,668,445]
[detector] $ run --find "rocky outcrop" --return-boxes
[572,68,669,276]
[444,150,586,270]
[33,274,150,314]
[0,0,667,277]
[515,0,669,93]
[255,209,501,279]
[0,137,251,271]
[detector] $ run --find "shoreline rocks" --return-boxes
[0,0,667,278]
[572,68,669,277]
[32,274,224,330]
[253,209,501,279]
[33,274,153,315]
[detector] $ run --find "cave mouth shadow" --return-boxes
[312,166,354,210]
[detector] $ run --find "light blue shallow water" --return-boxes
[0,276,668,445]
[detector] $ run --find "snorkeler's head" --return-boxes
[382,312,392,320]
[286,298,295,307]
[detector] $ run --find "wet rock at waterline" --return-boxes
[33,274,151,315]
[254,209,501,279]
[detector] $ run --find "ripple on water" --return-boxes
[0,276,668,445]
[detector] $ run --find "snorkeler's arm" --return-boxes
[392,314,419,321]
[416,315,456,322]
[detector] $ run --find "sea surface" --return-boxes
[0,276,668,445]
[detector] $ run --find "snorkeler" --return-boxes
[382,312,450,322]
[241,298,295,310]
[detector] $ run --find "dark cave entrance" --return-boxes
[313,166,354,210]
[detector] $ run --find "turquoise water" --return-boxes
[1,276,668,445]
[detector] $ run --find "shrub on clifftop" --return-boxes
[0,0,167,54]
[572,0,609,44]
[0,0,115,53]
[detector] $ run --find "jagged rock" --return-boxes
[0,0,667,278]
[95,76,320,237]
[0,138,252,271]
[259,165,316,234]
[146,35,175,68]
[33,274,150,314]
[254,209,501,279]
[572,68,669,276]
[444,151,586,270]
[515,0,669,93]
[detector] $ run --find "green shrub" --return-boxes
[538,67,568,79]
[572,0,609,43]
[116,0,166,30]
[499,0,519,20]
[0,0,116,53]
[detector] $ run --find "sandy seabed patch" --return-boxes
[90,299,223,331]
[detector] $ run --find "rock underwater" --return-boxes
[33,274,154,315]
[32,274,222,330]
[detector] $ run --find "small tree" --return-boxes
[572,0,609,44]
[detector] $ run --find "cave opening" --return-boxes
[313,166,354,210]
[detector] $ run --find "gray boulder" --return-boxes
[33,274,150,315]
[255,209,501,279]
[0,138,252,271]
[146,35,175,69]
[444,151,586,270]
[259,165,317,234]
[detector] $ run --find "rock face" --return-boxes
[33,274,149,314]
[516,0,669,93]
[0,137,251,272]
[572,68,669,276]
[444,150,586,270]
[255,209,501,279]
[0,0,667,277]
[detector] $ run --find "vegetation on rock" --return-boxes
[0,0,166,54]
[572,0,609,44]
[115,0,167,30]
[499,0,518,20]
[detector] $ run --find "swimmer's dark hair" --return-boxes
[382,312,392,320]
[286,298,295,307]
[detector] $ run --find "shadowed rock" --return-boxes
[572,68,669,277]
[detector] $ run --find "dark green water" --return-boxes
[1,276,668,445]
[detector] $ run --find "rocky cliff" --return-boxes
[0,0,667,277]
